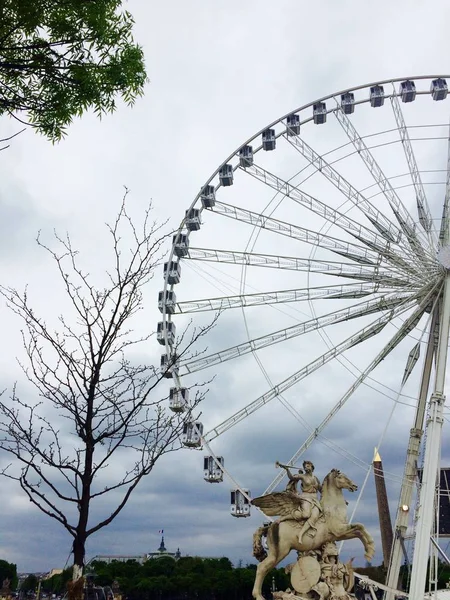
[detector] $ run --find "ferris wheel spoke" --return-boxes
[179,293,417,375]
[284,133,405,245]
[206,200,381,265]
[175,282,384,313]
[263,291,436,494]
[439,133,450,244]
[203,302,414,443]
[208,198,422,277]
[240,162,411,262]
[390,91,437,243]
[333,105,433,263]
[185,247,420,286]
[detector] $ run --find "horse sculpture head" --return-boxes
[326,468,358,492]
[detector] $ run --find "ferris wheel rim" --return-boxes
[158,76,450,511]
[161,75,449,322]
[176,73,450,219]
[160,73,449,391]
[162,75,450,298]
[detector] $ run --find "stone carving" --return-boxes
[251,465,374,600]
[276,460,323,543]
[311,542,354,600]
[273,589,299,600]
[1,580,10,591]
[0,579,11,600]
[267,542,355,600]
[290,556,321,593]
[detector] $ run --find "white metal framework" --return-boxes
[158,76,450,598]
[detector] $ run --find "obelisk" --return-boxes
[373,447,394,567]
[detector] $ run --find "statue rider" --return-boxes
[276,459,323,543]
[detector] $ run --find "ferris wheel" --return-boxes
[156,75,450,532]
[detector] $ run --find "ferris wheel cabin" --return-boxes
[173,233,189,258]
[163,260,181,284]
[286,113,300,136]
[230,490,251,517]
[160,353,179,378]
[158,290,176,314]
[341,92,355,114]
[157,321,176,346]
[204,456,224,483]
[313,102,327,124]
[399,79,416,103]
[431,77,448,101]
[169,387,188,412]
[219,164,234,186]
[185,208,201,231]
[262,129,276,151]
[369,85,385,107]
[182,421,203,448]
[239,145,254,167]
[200,185,216,208]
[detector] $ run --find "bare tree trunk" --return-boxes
[72,563,83,583]
[72,536,85,581]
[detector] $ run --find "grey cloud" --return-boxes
[1,0,449,577]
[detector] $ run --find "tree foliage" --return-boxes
[0,559,18,591]
[20,574,38,593]
[356,562,450,595]
[41,568,74,595]
[0,199,210,574]
[42,557,289,600]
[0,0,147,140]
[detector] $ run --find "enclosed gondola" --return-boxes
[203,456,224,482]
[169,387,189,412]
[158,290,176,314]
[239,145,254,167]
[157,321,176,346]
[185,208,201,231]
[313,102,327,124]
[182,421,203,448]
[219,164,234,186]
[163,261,181,284]
[201,185,216,208]
[230,489,251,517]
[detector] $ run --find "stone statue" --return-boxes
[0,579,11,600]
[111,580,121,600]
[276,460,323,543]
[251,465,374,600]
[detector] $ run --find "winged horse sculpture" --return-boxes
[251,468,375,600]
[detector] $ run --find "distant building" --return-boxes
[89,534,181,565]
[17,573,48,589]
[89,555,147,565]
[43,569,63,580]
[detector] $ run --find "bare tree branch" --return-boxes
[0,196,215,574]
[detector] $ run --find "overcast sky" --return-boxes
[2,0,450,576]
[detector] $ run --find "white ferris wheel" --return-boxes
[157,75,450,596]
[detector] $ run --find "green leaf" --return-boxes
[0,0,147,141]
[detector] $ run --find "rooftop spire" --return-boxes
[158,535,166,553]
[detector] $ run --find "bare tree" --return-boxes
[0,198,210,580]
